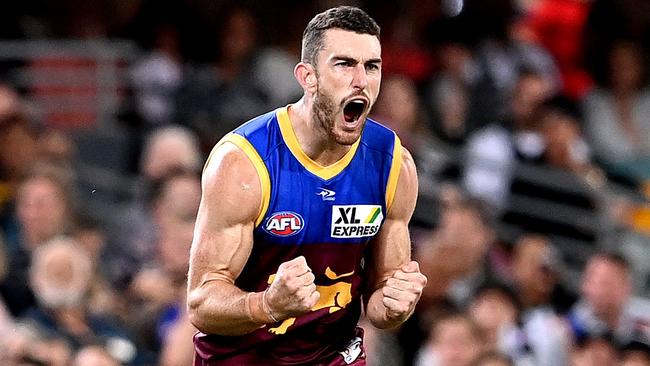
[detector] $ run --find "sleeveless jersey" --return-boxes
[194,106,402,366]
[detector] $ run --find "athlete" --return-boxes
[187,6,427,365]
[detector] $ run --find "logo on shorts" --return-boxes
[339,336,363,364]
[331,205,383,238]
[265,211,304,236]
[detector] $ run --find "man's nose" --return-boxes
[351,64,368,90]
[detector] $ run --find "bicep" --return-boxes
[188,142,261,292]
[368,147,418,288]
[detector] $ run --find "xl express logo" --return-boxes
[265,211,304,236]
[331,205,383,238]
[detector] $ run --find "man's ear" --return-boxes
[294,62,317,94]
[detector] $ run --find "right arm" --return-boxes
[187,141,318,336]
[187,142,269,335]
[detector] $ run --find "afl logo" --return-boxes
[264,211,304,236]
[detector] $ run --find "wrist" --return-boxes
[246,290,279,324]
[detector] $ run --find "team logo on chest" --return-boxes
[265,211,304,236]
[331,205,383,238]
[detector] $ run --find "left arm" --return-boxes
[364,147,427,329]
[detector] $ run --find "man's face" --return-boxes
[581,257,631,316]
[312,28,382,145]
[16,177,68,246]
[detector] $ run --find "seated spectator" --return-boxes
[568,252,650,348]
[139,125,202,183]
[23,236,137,364]
[468,282,534,365]
[462,70,553,211]
[509,234,573,366]
[510,234,577,313]
[415,312,484,366]
[123,170,200,365]
[415,196,495,310]
[1,163,75,317]
[0,84,40,250]
[582,40,650,186]
[174,6,270,150]
[537,95,595,179]
[426,32,478,146]
[105,126,201,289]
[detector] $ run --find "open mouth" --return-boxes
[343,99,367,123]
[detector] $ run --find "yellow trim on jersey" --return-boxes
[385,134,402,212]
[212,133,271,227]
[276,106,360,180]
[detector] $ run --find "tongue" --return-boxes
[344,109,356,123]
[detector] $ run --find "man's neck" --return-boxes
[288,98,352,166]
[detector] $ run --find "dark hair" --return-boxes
[301,6,380,66]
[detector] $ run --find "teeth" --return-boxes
[350,100,365,105]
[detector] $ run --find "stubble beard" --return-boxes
[313,83,361,146]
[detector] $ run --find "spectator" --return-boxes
[124,170,200,365]
[23,236,137,364]
[139,125,202,183]
[569,252,650,348]
[415,312,484,366]
[511,234,577,313]
[582,40,650,185]
[174,6,270,150]
[426,33,478,146]
[0,85,40,250]
[537,96,593,176]
[509,234,573,366]
[462,70,553,211]
[1,163,75,317]
[416,196,495,309]
[129,21,183,127]
[468,282,535,365]
[105,126,201,289]
[371,74,430,154]
[461,0,561,127]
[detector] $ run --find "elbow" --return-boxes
[187,291,211,334]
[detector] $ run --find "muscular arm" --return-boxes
[187,142,273,335]
[365,147,424,329]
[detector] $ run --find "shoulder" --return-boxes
[232,109,283,160]
[387,146,418,218]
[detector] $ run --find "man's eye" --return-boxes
[366,64,379,71]
[336,61,351,67]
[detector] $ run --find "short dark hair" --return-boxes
[301,6,380,66]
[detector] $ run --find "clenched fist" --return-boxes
[264,256,320,321]
[382,261,427,322]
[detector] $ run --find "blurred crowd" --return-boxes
[1,0,650,365]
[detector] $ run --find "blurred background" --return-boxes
[0,0,649,365]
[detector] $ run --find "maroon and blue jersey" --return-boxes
[194,106,402,365]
